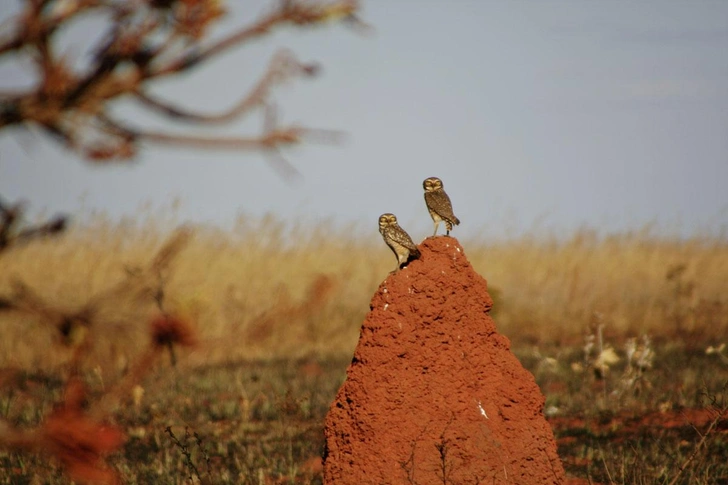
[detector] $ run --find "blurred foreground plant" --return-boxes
[0,229,198,482]
[0,377,125,485]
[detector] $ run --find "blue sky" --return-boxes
[1,1,727,240]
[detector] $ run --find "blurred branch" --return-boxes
[0,0,362,164]
[0,228,194,364]
[0,197,68,252]
[148,0,360,77]
[134,49,318,124]
[137,125,305,150]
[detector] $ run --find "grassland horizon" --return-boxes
[2,212,726,373]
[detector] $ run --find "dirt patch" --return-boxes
[323,237,564,484]
[551,407,728,444]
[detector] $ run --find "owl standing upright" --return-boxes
[378,213,420,273]
[423,177,460,236]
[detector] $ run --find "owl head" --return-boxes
[378,213,398,230]
[423,177,443,192]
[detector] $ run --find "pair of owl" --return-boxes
[378,177,460,273]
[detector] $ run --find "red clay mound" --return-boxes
[323,237,565,484]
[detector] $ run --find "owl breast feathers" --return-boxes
[378,213,420,272]
[423,177,460,236]
[424,190,460,225]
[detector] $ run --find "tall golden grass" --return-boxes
[466,228,727,345]
[1,214,726,372]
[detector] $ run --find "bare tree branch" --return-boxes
[134,49,319,124]
[0,0,362,164]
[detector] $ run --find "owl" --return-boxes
[423,177,460,236]
[378,213,421,273]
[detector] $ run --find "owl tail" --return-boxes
[452,217,461,226]
[410,247,421,260]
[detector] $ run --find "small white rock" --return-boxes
[477,401,488,419]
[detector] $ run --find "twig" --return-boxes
[165,426,211,484]
[599,448,615,485]
[666,401,728,485]
[137,126,304,150]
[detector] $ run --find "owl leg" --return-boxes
[388,248,402,273]
[445,220,453,236]
[432,221,439,237]
[398,252,409,269]
[392,249,412,273]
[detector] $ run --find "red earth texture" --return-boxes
[323,236,565,484]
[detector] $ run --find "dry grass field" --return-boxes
[1,215,727,484]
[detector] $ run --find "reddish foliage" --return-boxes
[39,379,126,485]
[175,0,227,39]
[151,314,198,348]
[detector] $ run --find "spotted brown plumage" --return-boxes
[423,177,460,236]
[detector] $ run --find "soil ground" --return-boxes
[1,352,726,484]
